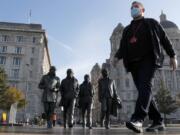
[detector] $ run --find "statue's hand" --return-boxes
[170,56,178,71]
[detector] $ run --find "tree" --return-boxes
[0,87,27,112]
[0,67,8,92]
[176,93,180,106]
[0,67,9,111]
[0,67,27,112]
[155,81,178,125]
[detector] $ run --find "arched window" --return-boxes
[125,78,130,88]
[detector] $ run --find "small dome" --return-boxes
[112,23,124,35]
[160,20,178,29]
[160,11,178,29]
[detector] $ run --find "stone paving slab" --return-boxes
[0,126,180,135]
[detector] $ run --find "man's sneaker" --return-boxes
[100,121,104,127]
[146,123,165,132]
[105,125,110,129]
[68,124,73,128]
[126,121,143,133]
[63,124,67,129]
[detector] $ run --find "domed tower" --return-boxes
[153,12,180,120]
[109,23,137,122]
[154,12,180,92]
[160,11,178,29]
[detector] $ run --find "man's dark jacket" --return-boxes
[98,78,121,117]
[60,77,79,100]
[39,74,60,102]
[115,18,176,71]
[98,78,117,102]
[78,81,94,107]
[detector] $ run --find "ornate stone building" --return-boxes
[91,63,101,123]
[91,12,180,122]
[0,22,51,121]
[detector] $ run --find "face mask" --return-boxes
[131,7,141,18]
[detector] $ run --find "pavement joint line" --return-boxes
[1,126,180,135]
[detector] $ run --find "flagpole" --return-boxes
[28,9,31,24]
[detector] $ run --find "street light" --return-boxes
[24,63,29,123]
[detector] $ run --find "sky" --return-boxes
[0,0,180,83]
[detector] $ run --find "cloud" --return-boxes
[56,19,110,82]
[48,34,74,53]
[47,19,110,82]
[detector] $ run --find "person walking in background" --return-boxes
[113,1,178,133]
[52,113,56,127]
[78,74,94,129]
[60,69,79,128]
[39,66,60,128]
[98,68,118,129]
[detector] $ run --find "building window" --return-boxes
[176,71,180,89]
[28,82,32,91]
[33,37,36,43]
[0,46,7,53]
[2,35,9,42]
[31,47,35,54]
[30,58,34,65]
[125,78,130,88]
[16,36,23,42]
[15,47,22,54]
[29,71,33,78]
[127,105,131,114]
[126,93,131,100]
[167,79,173,90]
[13,57,21,66]
[10,82,18,88]
[175,39,179,42]
[11,69,19,79]
[0,56,6,65]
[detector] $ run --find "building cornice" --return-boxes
[43,32,51,66]
[0,28,45,33]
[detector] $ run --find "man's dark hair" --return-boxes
[101,68,108,74]
[132,1,144,8]
[84,74,89,79]
[67,68,73,74]
[50,66,56,71]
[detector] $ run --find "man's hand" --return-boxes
[170,57,178,71]
[112,57,119,67]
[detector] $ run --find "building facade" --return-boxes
[91,63,101,123]
[91,12,180,122]
[0,22,51,121]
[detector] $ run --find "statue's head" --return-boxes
[67,68,74,78]
[49,66,56,76]
[101,68,109,78]
[84,74,90,82]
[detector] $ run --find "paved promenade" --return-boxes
[0,126,180,135]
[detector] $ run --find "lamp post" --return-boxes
[24,63,29,123]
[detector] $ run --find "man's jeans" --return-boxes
[130,57,163,123]
[100,98,112,127]
[44,102,56,128]
[63,98,76,126]
[81,101,93,127]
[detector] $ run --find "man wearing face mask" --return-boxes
[60,69,79,128]
[39,66,60,128]
[112,1,178,133]
[78,74,94,129]
[98,68,118,129]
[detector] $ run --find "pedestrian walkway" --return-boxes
[0,126,180,135]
